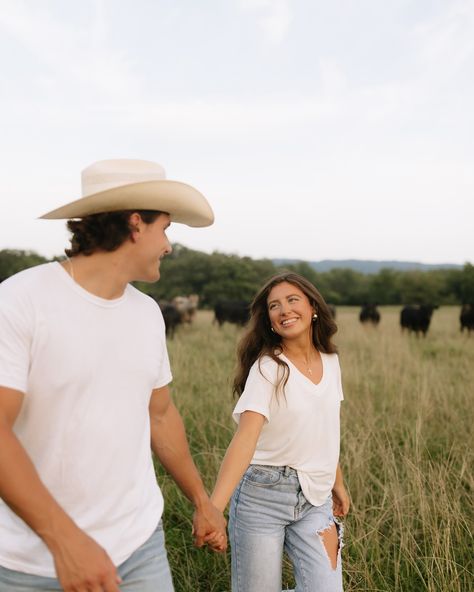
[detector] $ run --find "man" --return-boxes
[0,159,226,592]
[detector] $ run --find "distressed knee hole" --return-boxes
[317,521,341,570]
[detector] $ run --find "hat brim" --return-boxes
[39,180,214,227]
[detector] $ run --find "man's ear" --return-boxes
[128,212,142,242]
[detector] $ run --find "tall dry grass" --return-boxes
[156,307,473,591]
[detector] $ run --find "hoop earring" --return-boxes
[312,313,318,321]
[271,327,275,333]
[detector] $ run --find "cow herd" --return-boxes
[157,296,251,337]
[359,303,474,336]
[214,301,250,327]
[359,304,381,326]
[0,277,471,337]
[158,294,199,337]
[158,296,474,338]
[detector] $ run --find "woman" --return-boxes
[211,272,350,591]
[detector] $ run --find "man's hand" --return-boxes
[192,498,227,553]
[51,529,122,592]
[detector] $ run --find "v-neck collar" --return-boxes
[279,351,326,389]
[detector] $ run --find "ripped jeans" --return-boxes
[229,465,344,592]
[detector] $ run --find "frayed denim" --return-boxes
[229,465,344,592]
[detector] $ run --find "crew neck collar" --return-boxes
[53,261,129,308]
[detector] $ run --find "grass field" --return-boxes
[156,306,473,592]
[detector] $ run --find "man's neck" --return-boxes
[62,252,131,300]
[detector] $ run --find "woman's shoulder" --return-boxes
[249,354,281,380]
[321,351,342,372]
[257,353,277,366]
[321,350,339,361]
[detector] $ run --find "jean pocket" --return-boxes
[245,465,282,487]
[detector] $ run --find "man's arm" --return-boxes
[149,385,227,551]
[0,386,121,592]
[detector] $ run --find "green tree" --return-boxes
[0,249,48,281]
[368,269,401,305]
[135,245,277,307]
[453,263,474,303]
[398,270,444,304]
[323,268,369,305]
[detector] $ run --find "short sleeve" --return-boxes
[232,358,277,424]
[0,292,33,393]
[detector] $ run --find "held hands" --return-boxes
[51,528,121,592]
[332,484,350,517]
[192,498,227,553]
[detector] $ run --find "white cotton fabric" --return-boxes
[233,352,343,507]
[0,262,172,577]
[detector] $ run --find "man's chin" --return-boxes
[135,269,161,283]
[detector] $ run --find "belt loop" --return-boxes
[284,466,291,477]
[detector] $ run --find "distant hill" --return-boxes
[273,259,464,274]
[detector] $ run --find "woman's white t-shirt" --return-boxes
[233,352,343,506]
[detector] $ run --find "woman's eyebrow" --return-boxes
[268,294,300,306]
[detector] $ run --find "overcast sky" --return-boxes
[0,0,473,264]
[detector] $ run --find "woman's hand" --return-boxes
[332,484,350,517]
[192,499,227,552]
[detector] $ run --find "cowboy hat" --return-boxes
[40,159,214,227]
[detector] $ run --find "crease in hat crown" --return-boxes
[40,158,215,227]
[82,159,167,197]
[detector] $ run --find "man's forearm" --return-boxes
[149,389,227,551]
[150,401,208,505]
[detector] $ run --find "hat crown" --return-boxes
[82,159,167,197]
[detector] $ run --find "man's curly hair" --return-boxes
[65,210,163,256]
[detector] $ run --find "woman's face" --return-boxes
[267,281,315,341]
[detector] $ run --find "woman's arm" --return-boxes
[332,463,350,517]
[211,411,266,512]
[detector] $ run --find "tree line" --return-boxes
[1,247,473,307]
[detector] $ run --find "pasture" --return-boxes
[156,306,473,592]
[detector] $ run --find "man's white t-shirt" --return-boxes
[0,262,172,577]
[233,352,343,506]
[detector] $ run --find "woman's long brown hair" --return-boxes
[233,272,338,398]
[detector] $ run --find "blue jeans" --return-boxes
[229,465,344,592]
[0,521,174,592]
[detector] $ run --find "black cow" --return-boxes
[460,304,474,334]
[159,301,182,338]
[214,300,250,327]
[400,305,437,336]
[359,304,380,326]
